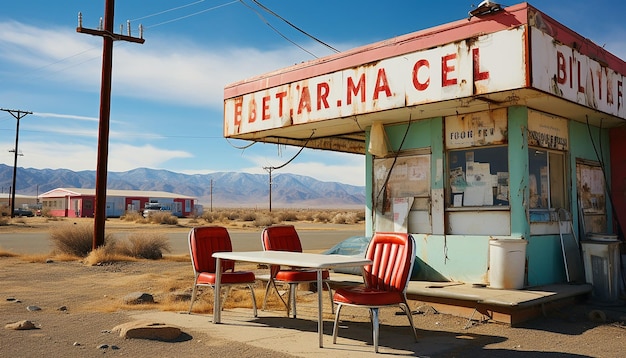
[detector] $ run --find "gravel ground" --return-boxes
[1,257,625,357]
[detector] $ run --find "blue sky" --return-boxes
[0,1,624,187]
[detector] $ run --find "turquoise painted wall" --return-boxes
[365,109,611,286]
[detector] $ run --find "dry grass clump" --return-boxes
[147,211,179,225]
[0,247,18,257]
[48,223,172,263]
[117,233,172,260]
[49,222,110,257]
[252,214,274,227]
[121,211,145,223]
[0,216,10,226]
[199,208,365,226]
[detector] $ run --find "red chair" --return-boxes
[332,232,417,353]
[188,226,257,317]
[261,225,333,318]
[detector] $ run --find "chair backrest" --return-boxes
[188,226,235,274]
[363,232,416,293]
[261,225,303,253]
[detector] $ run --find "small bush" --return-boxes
[252,215,274,227]
[240,211,257,222]
[48,223,113,257]
[0,216,10,226]
[121,211,143,222]
[147,211,178,225]
[117,233,172,260]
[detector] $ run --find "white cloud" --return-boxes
[0,141,192,172]
[0,20,316,110]
[240,151,365,186]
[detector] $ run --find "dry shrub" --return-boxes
[48,223,113,257]
[0,216,10,226]
[147,211,179,225]
[121,211,143,222]
[117,232,172,260]
[240,211,257,221]
[276,210,299,222]
[0,248,17,257]
[330,212,360,224]
[83,245,136,266]
[313,211,331,223]
[201,211,220,223]
[252,214,274,227]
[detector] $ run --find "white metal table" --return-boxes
[212,250,371,348]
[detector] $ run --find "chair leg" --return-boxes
[248,283,258,317]
[221,286,233,311]
[262,280,272,311]
[324,282,334,314]
[400,301,418,341]
[289,283,297,318]
[371,307,380,353]
[332,303,344,344]
[188,284,198,314]
[263,279,289,313]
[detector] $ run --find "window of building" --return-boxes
[447,146,509,207]
[529,148,567,221]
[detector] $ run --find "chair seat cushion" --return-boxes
[275,269,329,283]
[197,271,256,285]
[333,286,404,306]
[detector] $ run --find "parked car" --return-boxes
[13,208,34,217]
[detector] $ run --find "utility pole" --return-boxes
[76,1,144,250]
[0,108,31,218]
[263,166,273,212]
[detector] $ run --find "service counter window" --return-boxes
[529,148,567,222]
[527,109,569,223]
[447,146,509,208]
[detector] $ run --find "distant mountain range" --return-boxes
[0,164,365,208]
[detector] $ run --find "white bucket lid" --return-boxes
[587,233,618,242]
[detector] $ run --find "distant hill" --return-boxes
[0,164,365,208]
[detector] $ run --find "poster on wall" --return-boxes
[528,110,569,150]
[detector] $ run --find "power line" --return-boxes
[238,0,317,58]
[250,0,339,54]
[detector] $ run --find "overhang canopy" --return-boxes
[223,3,626,154]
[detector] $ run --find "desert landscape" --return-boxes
[1,214,626,357]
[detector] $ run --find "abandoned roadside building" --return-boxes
[222,2,626,322]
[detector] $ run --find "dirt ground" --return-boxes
[1,218,626,357]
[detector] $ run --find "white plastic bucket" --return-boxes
[489,239,527,289]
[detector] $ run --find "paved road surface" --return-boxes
[0,229,366,255]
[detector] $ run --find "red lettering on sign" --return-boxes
[297,86,312,114]
[261,95,270,120]
[618,80,623,111]
[442,53,457,87]
[373,68,392,100]
[577,61,584,94]
[275,91,287,117]
[347,74,366,105]
[557,51,567,84]
[317,82,330,110]
[472,48,489,81]
[412,59,430,91]
[233,97,243,127]
[248,98,257,123]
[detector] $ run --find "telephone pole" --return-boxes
[0,108,31,218]
[76,0,144,250]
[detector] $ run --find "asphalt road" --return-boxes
[0,229,366,256]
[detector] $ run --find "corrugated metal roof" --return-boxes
[39,187,195,199]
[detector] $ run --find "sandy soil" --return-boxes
[1,218,626,357]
